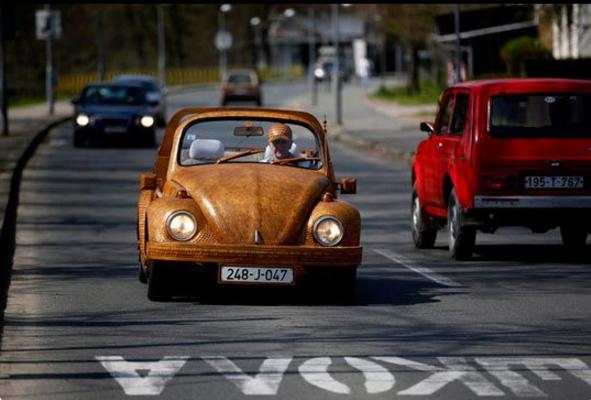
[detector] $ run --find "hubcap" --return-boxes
[449,200,457,246]
[412,196,421,233]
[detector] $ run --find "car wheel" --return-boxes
[560,224,588,250]
[73,134,85,148]
[334,269,357,304]
[138,257,147,284]
[411,184,437,249]
[448,189,476,260]
[221,99,228,106]
[147,261,171,301]
[144,132,157,148]
[256,98,263,107]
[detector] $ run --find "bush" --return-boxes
[500,36,553,76]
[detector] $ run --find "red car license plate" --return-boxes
[524,176,584,189]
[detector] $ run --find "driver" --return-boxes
[261,123,300,162]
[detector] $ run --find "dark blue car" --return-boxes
[72,82,157,148]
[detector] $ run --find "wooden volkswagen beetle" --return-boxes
[137,107,362,301]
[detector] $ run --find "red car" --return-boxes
[412,78,591,259]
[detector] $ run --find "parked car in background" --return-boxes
[411,78,591,260]
[137,107,361,302]
[72,82,157,148]
[221,69,262,106]
[113,74,167,126]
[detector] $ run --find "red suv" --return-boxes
[412,78,591,259]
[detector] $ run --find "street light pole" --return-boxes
[96,8,105,81]
[45,3,54,116]
[332,4,342,125]
[454,4,461,83]
[219,4,232,76]
[157,4,166,88]
[0,4,8,136]
[308,5,317,106]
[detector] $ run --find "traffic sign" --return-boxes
[215,30,232,51]
[36,10,62,40]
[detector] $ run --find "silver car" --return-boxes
[113,75,167,126]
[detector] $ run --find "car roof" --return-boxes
[83,81,146,90]
[450,78,591,93]
[113,74,158,82]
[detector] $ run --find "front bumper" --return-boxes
[146,242,362,267]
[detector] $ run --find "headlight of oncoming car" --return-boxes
[140,115,155,128]
[76,114,90,126]
[313,216,344,247]
[166,211,197,241]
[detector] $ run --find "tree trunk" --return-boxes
[406,44,420,94]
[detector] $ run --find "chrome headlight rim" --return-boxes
[166,210,197,242]
[75,113,90,127]
[312,215,344,247]
[140,115,155,128]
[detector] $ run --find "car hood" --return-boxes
[173,164,331,245]
[77,104,150,116]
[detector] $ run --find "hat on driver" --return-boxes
[268,123,293,142]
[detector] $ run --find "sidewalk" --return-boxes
[0,101,73,230]
[284,77,438,165]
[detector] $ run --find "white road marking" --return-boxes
[344,357,395,394]
[375,356,504,396]
[299,357,351,394]
[374,248,462,287]
[476,357,591,397]
[96,355,188,396]
[201,356,292,395]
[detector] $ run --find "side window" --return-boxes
[436,94,455,135]
[449,94,470,135]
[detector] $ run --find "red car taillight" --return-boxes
[481,173,517,191]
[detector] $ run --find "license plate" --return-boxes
[104,126,128,134]
[524,176,584,189]
[220,266,293,284]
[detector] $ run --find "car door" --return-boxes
[436,92,471,209]
[425,91,455,209]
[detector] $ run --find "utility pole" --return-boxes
[454,4,461,83]
[308,5,317,106]
[332,4,342,125]
[96,8,105,81]
[45,3,54,115]
[157,4,166,88]
[0,4,8,135]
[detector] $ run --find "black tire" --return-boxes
[221,99,228,106]
[448,189,476,260]
[73,134,85,148]
[335,269,357,304]
[144,131,157,148]
[256,98,263,107]
[138,258,147,284]
[560,224,588,250]
[147,261,171,301]
[411,184,437,249]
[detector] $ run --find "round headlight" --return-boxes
[76,114,90,126]
[140,115,155,128]
[314,68,325,79]
[166,211,197,241]
[313,216,344,247]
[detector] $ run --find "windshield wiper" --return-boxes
[216,148,265,164]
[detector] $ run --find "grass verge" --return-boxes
[371,80,443,105]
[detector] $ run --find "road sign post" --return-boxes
[36,7,61,116]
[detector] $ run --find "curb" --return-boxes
[0,117,71,338]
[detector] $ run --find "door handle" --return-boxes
[436,142,443,150]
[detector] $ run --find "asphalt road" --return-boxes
[0,81,590,400]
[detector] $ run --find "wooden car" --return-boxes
[137,107,362,301]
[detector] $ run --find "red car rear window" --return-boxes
[489,94,591,138]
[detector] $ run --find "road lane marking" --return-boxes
[299,357,351,394]
[476,357,591,397]
[96,355,188,396]
[344,357,395,394]
[374,249,461,287]
[375,357,504,396]
[201,356,292,395]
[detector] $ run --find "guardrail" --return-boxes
[56,65,305,97]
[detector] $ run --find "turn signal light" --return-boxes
[481,173,516,191]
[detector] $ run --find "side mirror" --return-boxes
[420,122,435,135]
[70,97,80,105]
[140,172,157,191]
[339,177,357,195]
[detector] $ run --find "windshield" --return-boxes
[178,119,323,170]
[81,85,146,105]
[227,74,253,84]
[489,94,591,138]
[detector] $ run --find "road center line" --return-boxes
[374,249,461,287]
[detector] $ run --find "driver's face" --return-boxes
[270,138,292,159]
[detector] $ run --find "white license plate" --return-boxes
[220,266,293,284]
[524,176,584,189]
[104,126,128,134]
